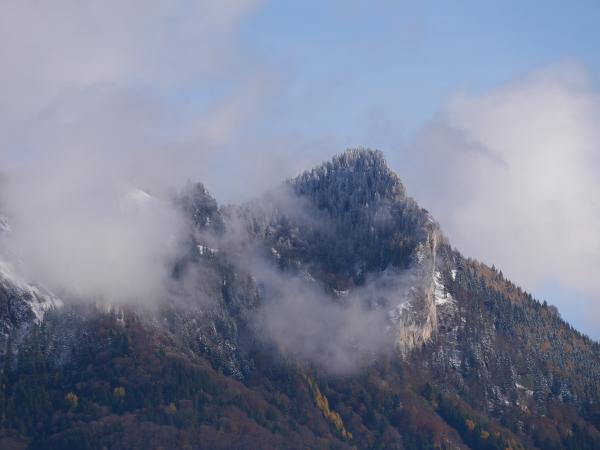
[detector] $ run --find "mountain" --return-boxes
[1,149,599,449]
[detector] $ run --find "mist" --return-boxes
[253,270,395,374]
[0,0,276,305]
[252,265,418,374]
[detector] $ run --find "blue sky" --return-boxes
[232,0,600,152]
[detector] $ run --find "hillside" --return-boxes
[1,149,599,449]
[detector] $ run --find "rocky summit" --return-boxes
[1,149,599,449]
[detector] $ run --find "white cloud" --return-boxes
[0,0,262,125]
[0,0,265,305]
[406,64,600,330]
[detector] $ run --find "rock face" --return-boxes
[0,249,63,355]
[1,149,599,449]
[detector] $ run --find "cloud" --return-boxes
[405,63,600,330]
[253,269,396,374]
[0,0,266,305]
[0,147,188,305]
[0,0,273,186]
[0,0,262,123]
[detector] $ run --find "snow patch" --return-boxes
[27,294,61,323]
[333,289,349,297]
[515,382,534,397]
[198,245,219,256]
[414,243,426,264]
[301,271,316,283]
[119,187,154,213]
[433,271,453,306]
[0,259,63,323]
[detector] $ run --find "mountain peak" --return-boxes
[259,149,430,280]
[332,147,387,169]
[291,148,406,207]
[324,148,395,179]
[3,149,600,448]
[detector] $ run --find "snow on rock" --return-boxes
[126,188,153,204]
[433,270,453,306]
[119,187,154,213]
[301,271,316,283]
[0,215,63,323]
[0,260,63,323]
[515,382,534,397]
[198,245,219,256]
[27,294,62,323]
[333,289,350,297]
[414,243,426,265]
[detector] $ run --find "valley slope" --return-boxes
[1,149,599,449]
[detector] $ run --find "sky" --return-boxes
[0,1,599,337]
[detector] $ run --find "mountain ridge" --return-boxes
[0,148,599,449]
